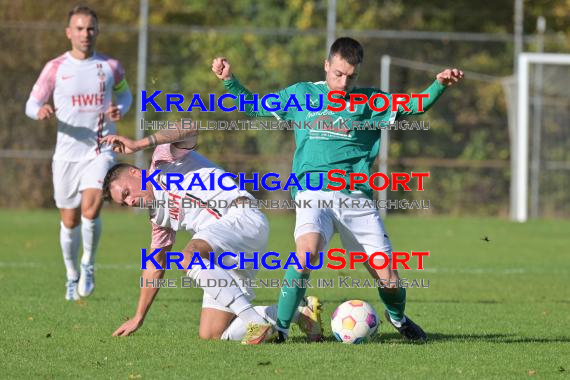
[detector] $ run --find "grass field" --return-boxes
[1,209,569,379]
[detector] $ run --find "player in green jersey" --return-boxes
[212,37,463,343]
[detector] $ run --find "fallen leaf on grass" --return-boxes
[75,299,88,307]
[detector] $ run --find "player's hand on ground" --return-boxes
[211,57,232,80]
[112,317,143,337]
[101,134,140,154]
[436,68,464,86]
[106,104,122,122]
[37,104,55,120]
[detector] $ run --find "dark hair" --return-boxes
[328,37,364,65]
[68,5,98,25]
[102,163,137,202]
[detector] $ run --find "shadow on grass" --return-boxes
[285,332,570,344]
[297,298,504,305]
[421,332,570,344]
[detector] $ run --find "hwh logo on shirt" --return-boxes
[167,192,181,221]
[71,94,104,107]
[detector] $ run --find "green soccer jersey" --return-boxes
[224,77,446,199]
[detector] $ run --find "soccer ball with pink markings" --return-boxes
[331,300,379,344]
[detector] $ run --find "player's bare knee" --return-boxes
[80,189,103,218]
[81,200,103,219]
[181,239,214,273]
[188,239,212,259]
[198,330,212,340]
[60,210,81,228]
[81,207,100,220]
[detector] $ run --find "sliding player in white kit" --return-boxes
[101,124,322,344]
[24,6,132,301]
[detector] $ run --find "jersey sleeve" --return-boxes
[150,222,176,248]
[107,59,132,116]
[223,76,297,120]
[396,80,446,116]
[150,143,189,170]
[30,61,58,103]
[25,60,59,119]
[106,58,127,90]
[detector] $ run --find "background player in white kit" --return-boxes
[101,124,322,344]
[24,6,133,300]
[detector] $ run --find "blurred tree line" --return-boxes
[1,0,569,216]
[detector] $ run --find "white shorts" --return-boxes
[52,153,115,209]
[193,206,269,312]
[294,190,393,260]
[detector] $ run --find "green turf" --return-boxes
[0,209,569,379]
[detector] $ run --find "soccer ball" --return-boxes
[331,300,379,344]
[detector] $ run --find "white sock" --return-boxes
[186,261,265,324]
[220,305,303,340]
[390,315,407,328]
[221,305,278,341]
[80,216,101,266]
[60,222,81,281]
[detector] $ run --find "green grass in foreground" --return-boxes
[0,209,569,379]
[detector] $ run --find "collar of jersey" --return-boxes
[66,51,98,64]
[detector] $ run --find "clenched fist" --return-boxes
[211,57,232,80]
[37,104,55,120]
[436,68,464,86]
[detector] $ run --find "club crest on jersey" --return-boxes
[308,115,352,139]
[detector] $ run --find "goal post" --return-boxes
[514,53,570,222]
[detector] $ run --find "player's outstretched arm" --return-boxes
[112,245,170,337]
[397,68,464,116]
[101,120,198,154]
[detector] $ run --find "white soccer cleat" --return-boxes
[78,264,95,297]
[241,323,278,345]
[297,296,324,342]
[65,279,80,301]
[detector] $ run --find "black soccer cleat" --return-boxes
[274,330,287,344]
[384,310,427,343]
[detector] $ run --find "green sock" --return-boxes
[378,286,406,321]
[276,267,310,330]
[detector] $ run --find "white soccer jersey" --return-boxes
[26,52,127,162]
[149,144,253,248]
